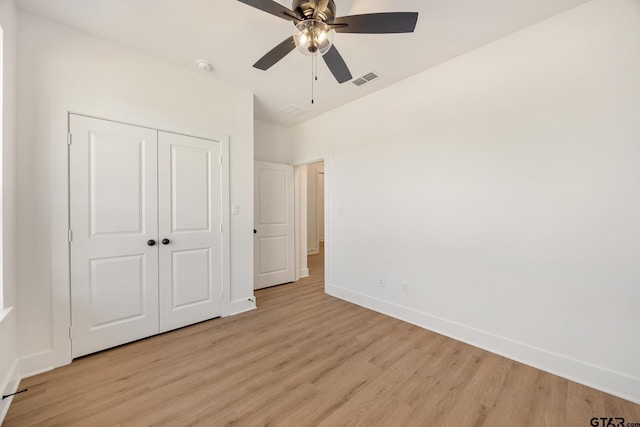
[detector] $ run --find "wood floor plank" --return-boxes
[525,371,569,426]
[276,360,382,426]
[5,244,640,426]
[317,349,432,426]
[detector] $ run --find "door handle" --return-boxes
[147,239,156,246]
[162,238,170,245]
[254,229,257,234]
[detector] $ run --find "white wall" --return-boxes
[16,12,255,374]
[289,0,640,403]
[0,0,19,421]
[1,0,17,312]
[254,119,294,164]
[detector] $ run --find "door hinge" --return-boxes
[68,326,72,340]
[220,224,223,233]
[67,133,72,146]
[68,230,73,243]
[219,155,222,165]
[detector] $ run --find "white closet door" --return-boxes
[70,115,159,358]
[254,161,295,290]
[157,132,222,332]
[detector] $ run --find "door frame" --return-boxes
[40,99,231,374]
[293,158,328,287]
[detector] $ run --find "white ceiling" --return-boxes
[16,0,590,127]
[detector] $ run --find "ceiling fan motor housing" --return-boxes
[292,0,337,22]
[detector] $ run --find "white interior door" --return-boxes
[158,132,223,332]
[70,114,159,358]
[254,161,295,290]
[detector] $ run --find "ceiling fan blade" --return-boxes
[322,45,352,84]
[237,0,299,22]
[332,12,419,34]
[253,36,296,70]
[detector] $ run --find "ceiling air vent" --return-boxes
[352,71,380,87]
[281,105,307,117]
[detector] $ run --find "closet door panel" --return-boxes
[158,132,223,332]
[70,114,159,358]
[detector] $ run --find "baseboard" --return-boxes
[19,350,55,380]
[0,359,20,424]
[326,283,640,405]
[298,268,310,279]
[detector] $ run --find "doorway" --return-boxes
[306,161,324,269]
[294,160,325,281]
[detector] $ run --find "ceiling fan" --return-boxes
[237,0,419,84]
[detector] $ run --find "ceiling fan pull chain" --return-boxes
[311,54,315,104]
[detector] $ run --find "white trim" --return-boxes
[49,102,72,371]
[47,98,233,371]
[0,358,19,425]
[322,155,330,295]
[0,307,19,425]
[219,136,233,317]
[294,165,307,282]
[316,169,324,245]
[326,283,640,405]
[0,23,4,311]
[18,350,54,378]
[0,307,12,323]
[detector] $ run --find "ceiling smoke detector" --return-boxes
[196,60,214,72]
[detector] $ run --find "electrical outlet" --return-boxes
[402,282,409,294]
[378,277,385,288]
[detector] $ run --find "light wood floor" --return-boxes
[5,245,640,426]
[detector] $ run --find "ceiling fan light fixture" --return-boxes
[293,19,334,56]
